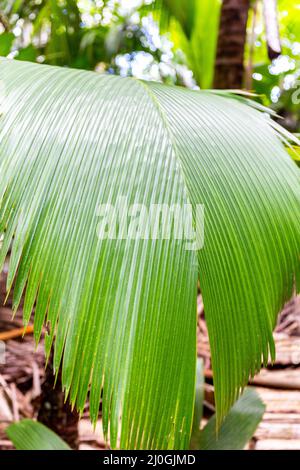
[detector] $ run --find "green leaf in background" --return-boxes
[198,388,265,450]
[16,45,38,62]
[287,146,300,167]
[189,361,264,450]
[0,58,299,449]
[152,0,197,39]
[11,0,25,14]
[286,135,300,167]
[191,359,205,436]
[187,0,222,88]
[149,0,222,88]
[6,419,71,450]
[189,358,204,450]
[0,32,14,56]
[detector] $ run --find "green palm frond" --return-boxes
[0,58,299,449]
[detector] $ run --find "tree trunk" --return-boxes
[37,352,79,449]
[214,0,250,89]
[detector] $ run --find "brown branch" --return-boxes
[0,325,34,341]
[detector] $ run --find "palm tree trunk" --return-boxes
[214,0,250,89]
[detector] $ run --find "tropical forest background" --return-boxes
[0,0,299,132]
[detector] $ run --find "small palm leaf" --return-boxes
[189,358,204,449]
[198,388,265,450]
[189,361,265,450]
[6,420,70,450]
[0,59,299,449]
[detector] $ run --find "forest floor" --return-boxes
[0,258,299,450]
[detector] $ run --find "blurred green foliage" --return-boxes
[247,0,300,131]
[0,0,193,85]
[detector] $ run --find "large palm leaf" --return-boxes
[0,58,299,449]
